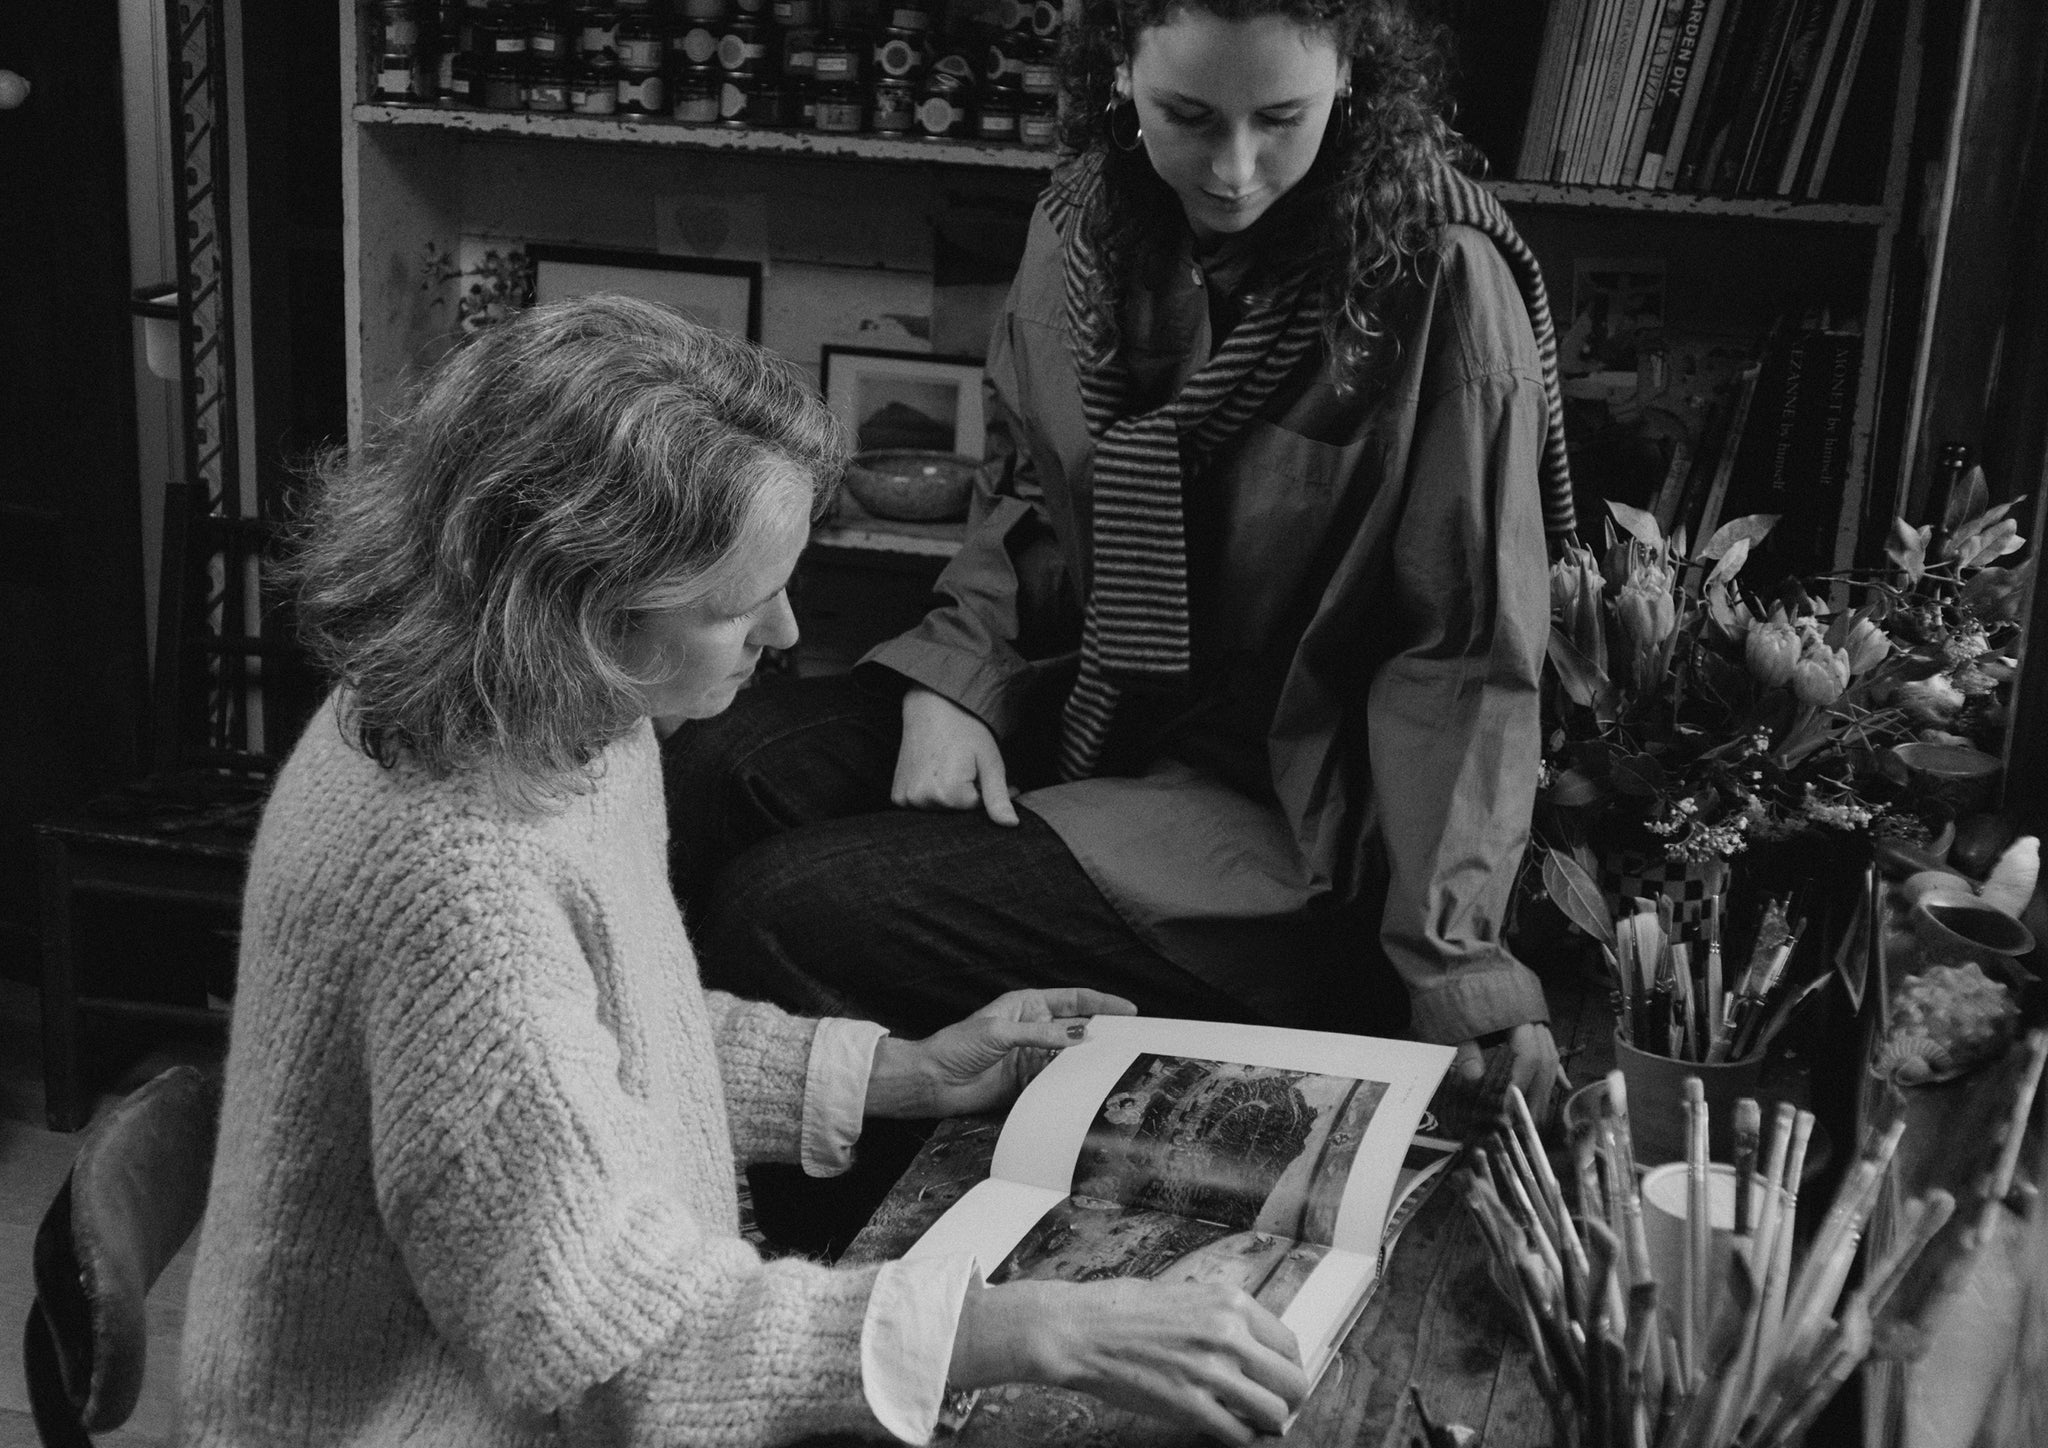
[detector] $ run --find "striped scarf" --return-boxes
[1048,156,1576,781]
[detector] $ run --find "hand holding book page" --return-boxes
[912,1017,1456,1429]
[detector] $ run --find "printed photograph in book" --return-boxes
[1568,256,1667,374]
[986,1056,1388,1314]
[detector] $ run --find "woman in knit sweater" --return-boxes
[180,295,1307,1447]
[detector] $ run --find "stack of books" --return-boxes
[1516,0,1882,198]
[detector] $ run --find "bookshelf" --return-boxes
[1461,0,1931,574]
[343,0,1935,590]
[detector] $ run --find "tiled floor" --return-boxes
[0,976,220,1448]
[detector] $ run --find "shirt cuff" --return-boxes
[802,1017,890,1177]
[861,1253,980,1444]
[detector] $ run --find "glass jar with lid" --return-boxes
[871,28,925,84]
[525,53,570,109]
[716,13,773,75]
[870,78,914,132]
[913,66,969,138]
[975,83,1018,141]
[673,63,719,120]
[569,60,618,111]
[573,3,618,64]
[813,79,863,131]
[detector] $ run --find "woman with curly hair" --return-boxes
[665,0,1575,1132]
[181,295,1311,1446]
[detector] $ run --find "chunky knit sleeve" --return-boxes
[703,990,816,1164]
[363,845,891,1446]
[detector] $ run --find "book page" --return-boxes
[902,1018,1450,1372]
[988,1017,1452,1256]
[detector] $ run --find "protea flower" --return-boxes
[1790,642,1851,707]
[1896,673,1966,723]
[1746,618,1800,688]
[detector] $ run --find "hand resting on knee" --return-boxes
[893,686,1020,826]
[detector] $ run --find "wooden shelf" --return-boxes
[354,103,1059,171]
[1487,179,1891,226]
[812,496,966,558]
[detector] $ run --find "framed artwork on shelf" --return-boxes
[820,345,986,459]
[527,244,763,341]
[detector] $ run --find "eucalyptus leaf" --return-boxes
[1606,499,1664,549]
[1609,753,1667,797]
[1542,848,1616,947]
[1546,628,1609,708]
[1940,464,1990,535]
[1888,518,1929,582]
[1547,769,1607,807]
[1706,536,1753,587]
[1696,513,1780,561]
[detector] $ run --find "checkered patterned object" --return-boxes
[1603,851,1729,946]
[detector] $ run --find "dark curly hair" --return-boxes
[1055,0,1475,387]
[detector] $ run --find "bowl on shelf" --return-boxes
[842,449,978,523]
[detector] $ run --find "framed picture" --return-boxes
[821,345,985,459]
[527,243,763,341]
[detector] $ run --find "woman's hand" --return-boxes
[864,988,1138,1119]
[1450,1020,1563,1123]
[892,686,1019,825]
[949,1278,1309,1443]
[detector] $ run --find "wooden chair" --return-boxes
[22,1065,220,1445]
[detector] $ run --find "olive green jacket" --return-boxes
[864,196,1552,1045]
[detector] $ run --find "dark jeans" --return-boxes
[664,672,1253,1038]
[664,672,1251,1256]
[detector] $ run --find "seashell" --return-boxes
[1873,1031,1948,1084]
[1981,835,2040,918]
[1900,869,1974,910]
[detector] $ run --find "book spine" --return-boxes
[1654,0,1730,187]
[1707,0,1800,195]
[1802,0,1877,199]
[1586,0,1653,183]
[1781,331,1862,575]
[1554,0,1617,178]
[1743,0,1834,195]
[1566,0,1630,180]
[1695,352,1765,542]
[1671,0,1751,190]
[1758,331,1811,524]
[1773,0,1851,193]
[1519,0,1595,179]
[1621,0,1692,187]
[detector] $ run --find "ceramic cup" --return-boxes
[1610,1032,1764,1166]
[1910,895,2035,975]
[1639,1161,1766,1334]
[1892,742,2004,816]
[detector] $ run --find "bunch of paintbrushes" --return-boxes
[1456,1074,1953,1448]
[1607,895,1819,1064]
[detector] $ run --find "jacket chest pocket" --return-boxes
[1197,421,1370,651]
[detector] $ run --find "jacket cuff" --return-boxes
[1404,960,1551,1046]
[802,1018,890,1177]
[859,636,1033,739]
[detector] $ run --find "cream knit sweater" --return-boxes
[182,700,896,1446]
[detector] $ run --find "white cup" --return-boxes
[1639,1161,1766,1333]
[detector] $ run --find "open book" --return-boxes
[907,1017,1457,1409]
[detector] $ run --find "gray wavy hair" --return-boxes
[290,294,842,797]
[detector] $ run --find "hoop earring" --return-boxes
[1330,86,1354,144]
[1106,97,1143,152]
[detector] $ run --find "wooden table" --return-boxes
[837,975,1616,1448]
